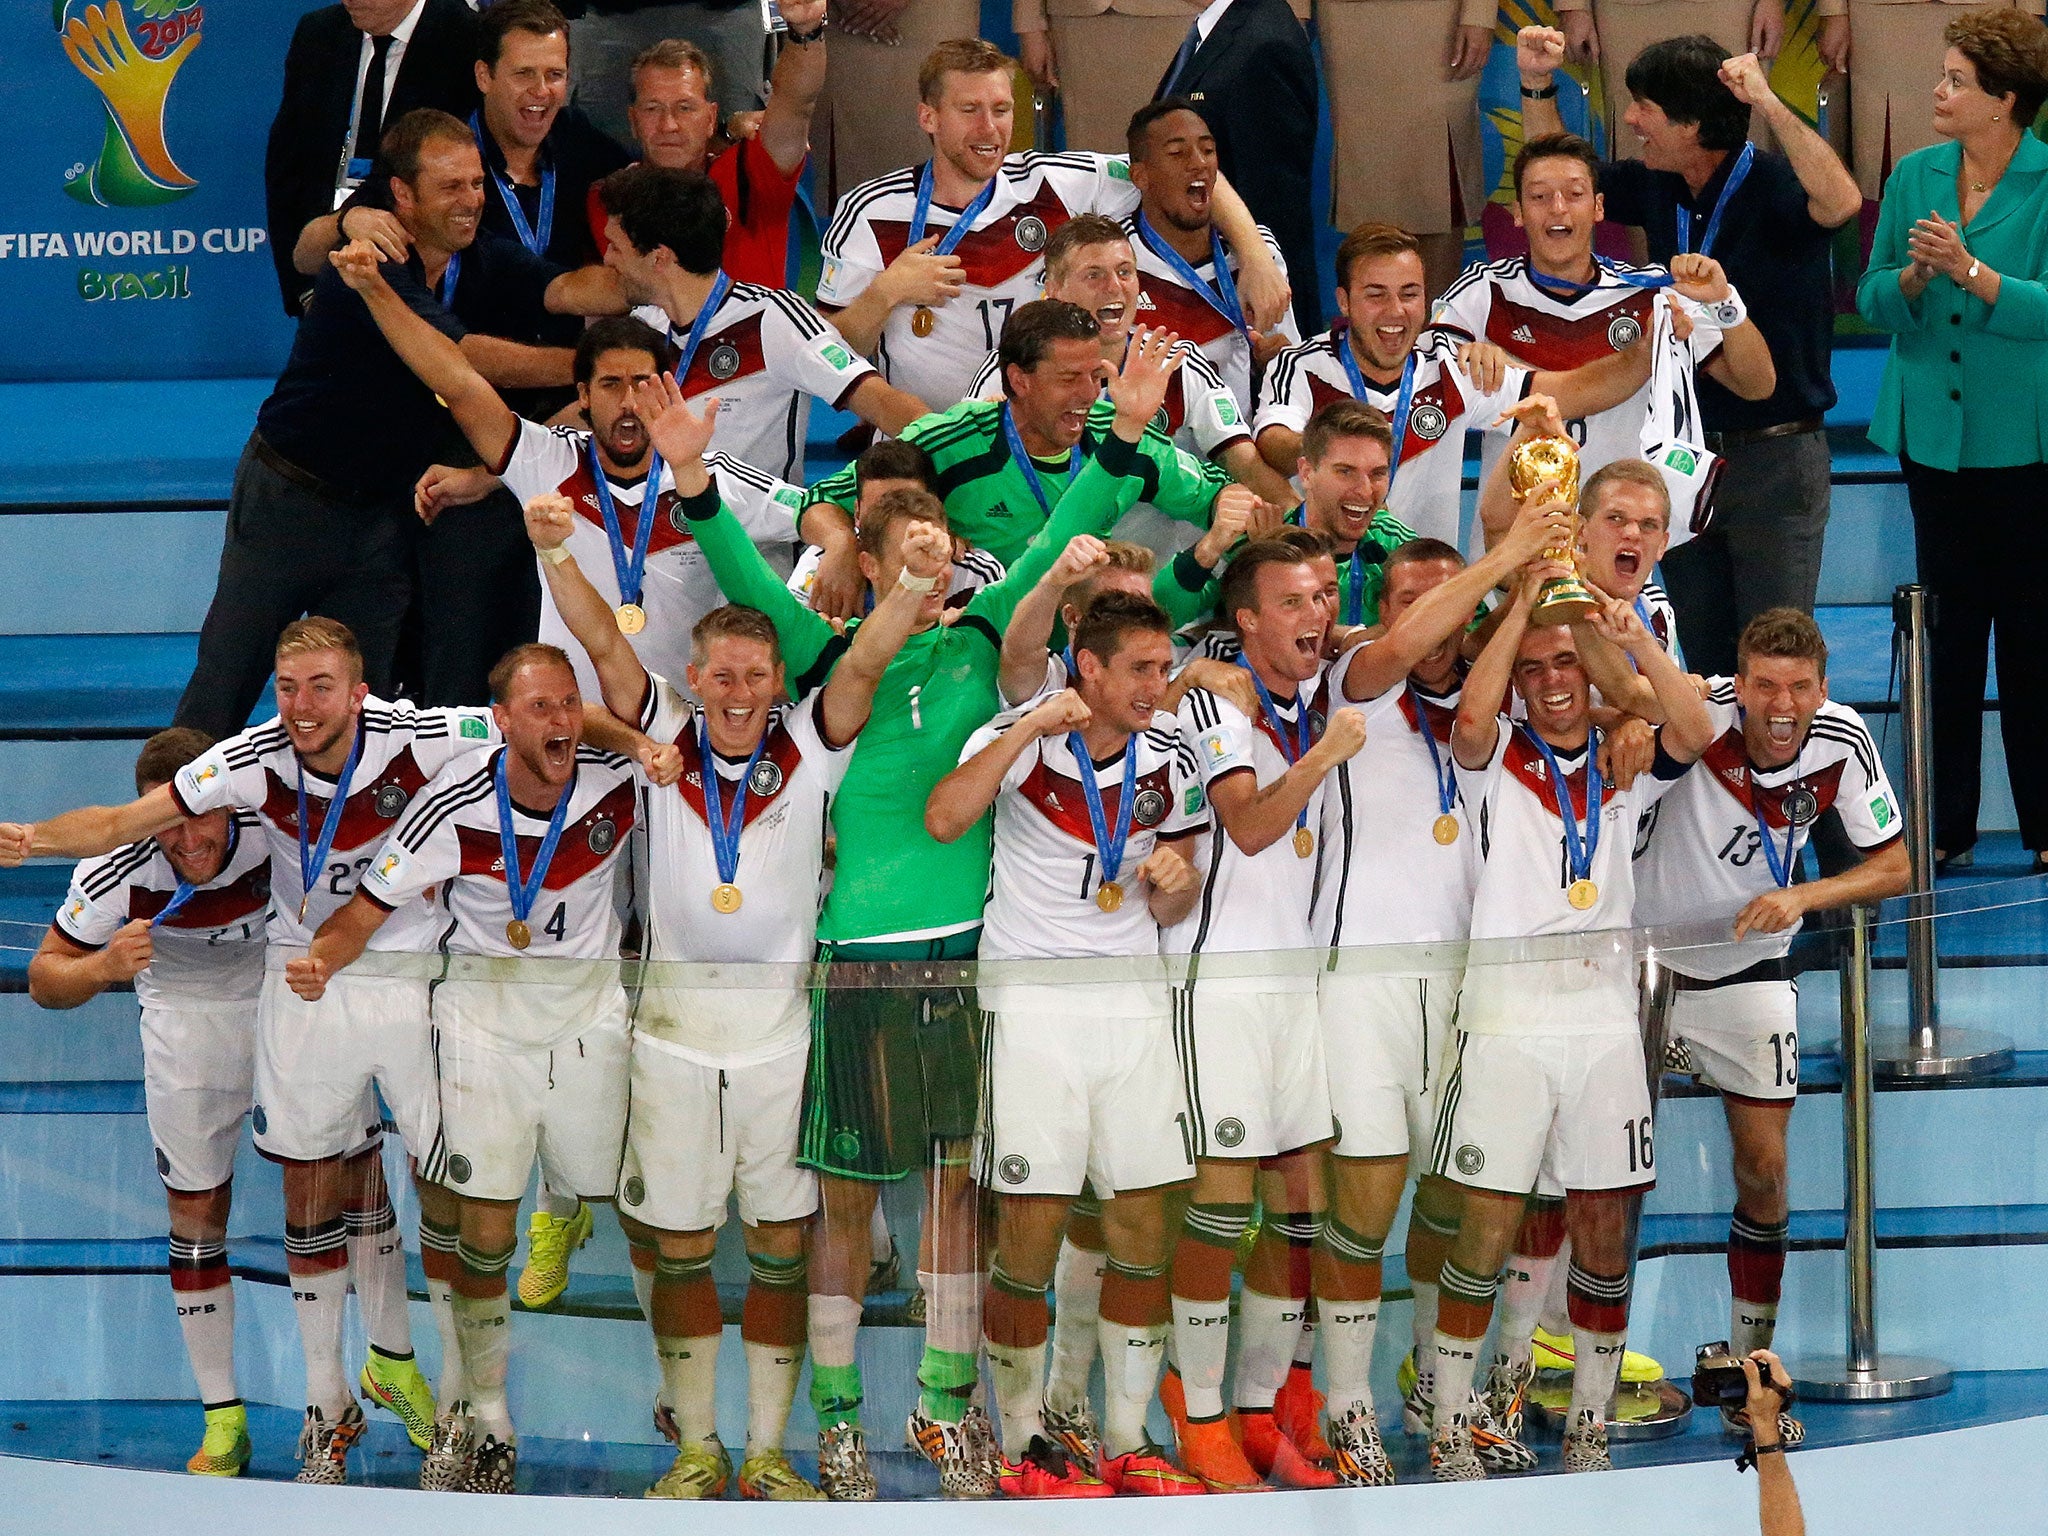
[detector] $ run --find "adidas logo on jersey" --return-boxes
[1137,290,1157,311]
[1512,324,1535,344]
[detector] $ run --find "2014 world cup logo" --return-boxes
[57,0,203,208]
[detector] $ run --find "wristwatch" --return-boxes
[1520,82,1558,99]
[1966,257,1982,281]
[784,19,826,43]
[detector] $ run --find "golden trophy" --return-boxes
[1508,434,1599,626]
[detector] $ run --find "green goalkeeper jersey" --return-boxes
[687,433,1159,943]
[801,397,1230,571]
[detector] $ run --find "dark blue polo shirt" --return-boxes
[1601,148,1840,435]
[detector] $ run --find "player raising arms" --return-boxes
[523,416,946,1501]
[279,643,639,1493]
[1430,563,1713,1480]
[1635,609,1908,1442]
[1156,538,1368,1491]
[634,330,1194,1499]
[0,622,583,1483]
[1308,494,1572,1485]
[926,593,1208,1497]
[27,730,271,1479]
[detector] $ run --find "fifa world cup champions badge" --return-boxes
[58,0,204,208]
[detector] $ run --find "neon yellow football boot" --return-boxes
[518,1200,594,1309]
[187,1402,251,1476]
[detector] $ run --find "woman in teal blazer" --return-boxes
[1858,8,2048,871]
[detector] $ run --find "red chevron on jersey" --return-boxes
[258,752,432,856]
[1017,757,1174,847]
[1397,688,1458,745]
[870,184,1072,290]
[1139,274,1236,347]
[129,864,272,930]
[1505,731,1597,820]
[1250,699,1327,761]
[1399,373,1466,466]
[672,721,807,832]
[559,458,690,557]
[452,780,639,888]
[1485,288,1657,372]
[1700,730,1847,828]
[676,309,768,398]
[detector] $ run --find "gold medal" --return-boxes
[1566,878,1599,910]
[1095,881,1125,913]
[616,603,647,635]
[506,919,532,949]
[1433,813,1460,846]
[711,882,744,914]
[1293,825,1315,859]
[911,305,936,338]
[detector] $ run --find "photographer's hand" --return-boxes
[1742,1350,1806,1536]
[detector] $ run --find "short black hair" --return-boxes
[855,439,941,498]
[1126,96,1210,162]
[997,299,1100,397]
[574,316,670,388]
[480,0,569,69]
[134,727,214,796]
[380,108,476,185]
[599,164,727,274]
[1625,36,1751,152]
[1513,131,1602,200]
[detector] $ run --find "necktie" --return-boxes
[1159,18,1202,96]
[353,32,394,165]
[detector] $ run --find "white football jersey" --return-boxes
[1253,328,1529,548]
[1128,217,1297,411]
[630,282,876,481]
[636,675,854,1064]
[1314,658,1478,951]
[172,700,501,950]
[54,811,271,1008]
[1163,669,1339,993]
[1637,293,1730,550]
[965,338,1250,462]
[1634,687,1901,979]
[498,418,803,699]
[359,746,637,1049]
[1455,719,1683,1035]
[818,151,1142,410]
[966,714,1205,1013]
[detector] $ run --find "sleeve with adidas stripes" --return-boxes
[53,855,129,948]
[763,291,878,409]
[1827,707,1904,850]
[358,763,474,911]
[1159,723,1210,836]
[816,185,888,307]
[412,708,501,778]
[710,456,805,546]
[678,482,841,681]
[497,418,584,507]
[171,733,269,819]
[1252,344,1316,437]
[1178,689,1256,786]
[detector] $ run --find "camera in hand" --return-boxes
[1692,1341,1795,1412]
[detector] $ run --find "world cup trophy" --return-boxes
[58,0,202,209]
[1509,434,1599,626]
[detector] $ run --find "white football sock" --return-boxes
[1046,1239,1108,1415]
[983,1336,1048,1457]
[1170,1292,1233,1419]
[1322,1296,1379,1423]
[1497,1250,1557,1372]
[428,1277,467,1408]
[1429,1330,1483,1433]
[1569,1329,1626,1423]
[345,1204,413,1359]
[1231,1287,1302,1411]
[656,1333,722,1446]
[921,1268,984,1358]
[745,1338,802,1457]
[453,1290,514,1443]
[1096,1317,1166,1457]
[292,1266,354,1419]
[808,1293,862,1371]
[1731,1299,1779,1361]
[174,1279,238,1406]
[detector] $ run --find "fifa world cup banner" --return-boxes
[0,0,326,381]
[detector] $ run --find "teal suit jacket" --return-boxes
[1858,133,2048,471]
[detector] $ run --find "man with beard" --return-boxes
[29,730,275,1479]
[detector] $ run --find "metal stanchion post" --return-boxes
[1795,905,1952,1400]
[1875,584,2012,1078]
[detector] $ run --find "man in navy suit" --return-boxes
[1151,0,1321,334]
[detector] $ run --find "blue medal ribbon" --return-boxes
[472,110,555,256]
[1133,211,1247,335]
[1240,659,1314,836]
[1676,142,1755,258]
[296,727,364,918]
[1741,714,1802,890]
[672,270,734,385]
[587,438,662,612]
[1336,338,1419,498]
[1068,732,1140,891]
[1518,724,1602,894]
[151,820,237,931]
[1524,257,1673,303]
[437,250,461,306]
[698,712,771,888]
[909,160,999,255]
[493,749,575,935]
[1408,683,1458,823]
[1000,402,1076,516]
